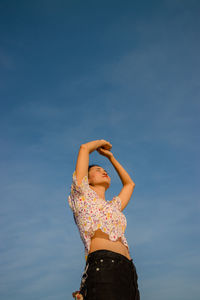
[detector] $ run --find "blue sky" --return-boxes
[0,0,200,299]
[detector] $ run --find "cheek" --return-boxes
[89,174,97,183]
[94,174,101,181]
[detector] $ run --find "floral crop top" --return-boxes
[68,171,129,261]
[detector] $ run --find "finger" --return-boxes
[97,149,103,154]
[102,140,112,148]
[98,149,104,154]
[103,144,112,150]
[97,149,105,155]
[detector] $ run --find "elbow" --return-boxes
[130,181,136,188]
[79,144,89,154]
[125,181,135,188]
[80,144,88,150]
[130,182,136,193]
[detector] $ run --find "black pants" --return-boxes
[79,250,140,300]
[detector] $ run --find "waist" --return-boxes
[89,229,130,259]
[87,249,133,265]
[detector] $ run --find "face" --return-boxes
[88,166,111,190]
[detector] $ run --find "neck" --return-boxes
[89,185,106,200]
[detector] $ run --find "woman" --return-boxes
[68,139,140,300]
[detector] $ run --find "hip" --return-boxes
[80,249,140,300]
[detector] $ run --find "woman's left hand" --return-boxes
[72,291,83,300]
[97,147,113,159]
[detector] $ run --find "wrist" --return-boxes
[83,140,103,153]
[108,154,114,160]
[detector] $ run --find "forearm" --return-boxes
[83,140,107,154]
[109,155,135,186]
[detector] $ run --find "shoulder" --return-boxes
[69,171,98,209]
[71,170,90,194]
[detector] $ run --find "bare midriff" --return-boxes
[89,229,131,260]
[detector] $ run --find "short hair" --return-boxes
[88,165,108,176]
[88,164,101,173]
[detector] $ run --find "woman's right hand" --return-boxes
[98,139,112,150]
[83,139,112,153]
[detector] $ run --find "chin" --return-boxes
[105,182,111,190]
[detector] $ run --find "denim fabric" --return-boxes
[79,250,140,300]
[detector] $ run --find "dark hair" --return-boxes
[88,164,109,177]
[88,164,101,173]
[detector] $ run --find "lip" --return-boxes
[103,175,108,177]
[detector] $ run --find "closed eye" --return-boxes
[96,167,109,175]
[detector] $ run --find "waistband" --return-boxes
[86,249,133,265]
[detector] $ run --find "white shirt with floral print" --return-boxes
[68,171,129,261]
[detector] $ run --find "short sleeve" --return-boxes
[110,196,122,211]
[71,170,89,194]
[68,170,90,211]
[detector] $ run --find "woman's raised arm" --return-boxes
[75,140,112,186]
[97,147,135,211]
[109,155,135,211]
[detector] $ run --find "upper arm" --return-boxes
[75,144,90,186]
[118,183,135,211]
